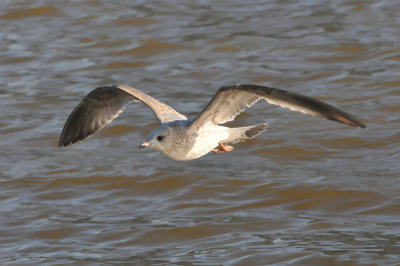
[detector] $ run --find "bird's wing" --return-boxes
[189,84,366,130]
[59,85,187,147]
[117,85,187,122]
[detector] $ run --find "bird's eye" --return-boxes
[157,135,164,141]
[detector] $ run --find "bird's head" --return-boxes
[139,125,175,154]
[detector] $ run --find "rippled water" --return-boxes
[1,0,400,265]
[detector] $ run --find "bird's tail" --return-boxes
[225,123,268,144]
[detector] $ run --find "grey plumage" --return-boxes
[59,85,186,147]
[59,84,366,160]
[189,84,366,130]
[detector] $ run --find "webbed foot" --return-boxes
[212,142,234,154]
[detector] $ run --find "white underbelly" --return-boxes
[184,124,229,160]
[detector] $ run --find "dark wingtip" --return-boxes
[58,137,70,148]
[58,137,81,148]
[334,113,367,129]
[58,126,73,147]
[59,126,96,148]
[358,122,367,129]
[58,141,68,148]
[58,134,67,147]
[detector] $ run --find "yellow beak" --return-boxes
[139,141,150,149]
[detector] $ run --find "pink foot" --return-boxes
[212,142,234,154]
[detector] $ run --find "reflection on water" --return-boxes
[1,0,399,265]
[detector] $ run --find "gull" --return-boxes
[59,84,366,161]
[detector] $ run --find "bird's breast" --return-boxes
[183,124,229,160]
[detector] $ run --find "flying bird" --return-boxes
[59,84,366,160]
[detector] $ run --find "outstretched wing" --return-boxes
[189,84,366,130]
[59,85,187,147]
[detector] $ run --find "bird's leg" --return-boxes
[212,142,234,154]
[220,142,234,152]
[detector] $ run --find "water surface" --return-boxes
[1,0,399,265]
